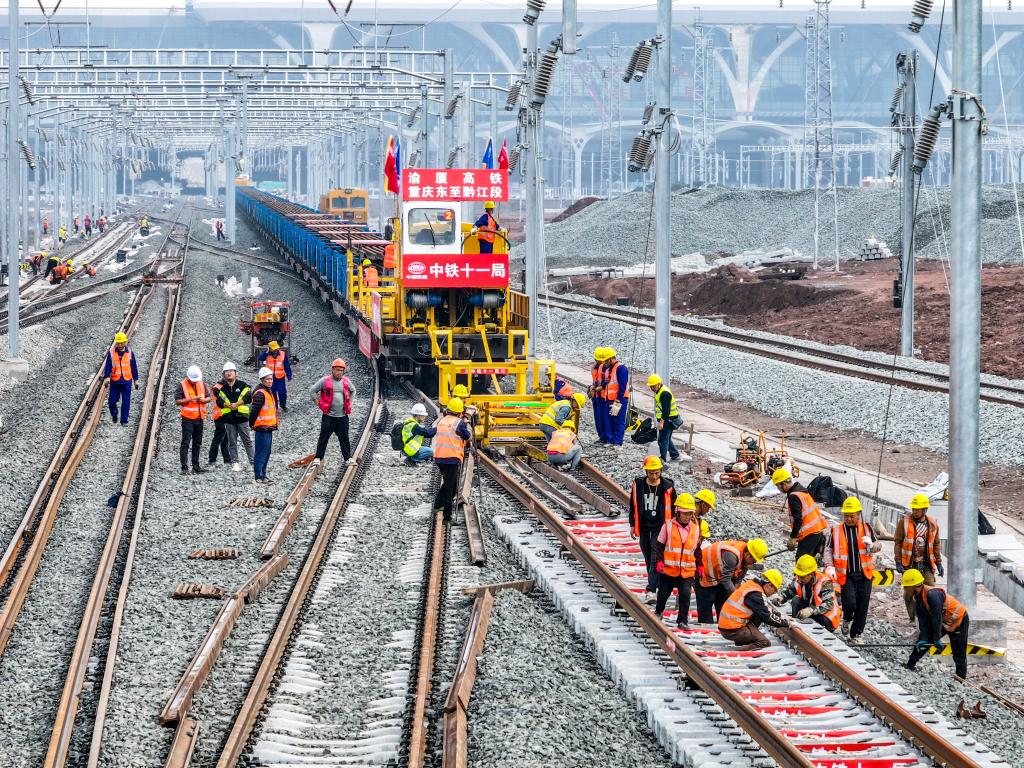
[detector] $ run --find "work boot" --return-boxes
[181,466,191,475]
[645,592,657,605]
[956,700,973,719]
[192,465,207,474]
[849,635,864,646]
[111,412,118,424]
[971,702,987,718]
[676,621,691,631]
[842,620,851,636]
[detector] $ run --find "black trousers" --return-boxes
[208,421,231,464]
[908,615,970,679]
[180,418,204,468]
[655,575,693,622]
[841,572,872,637]
[434,462,461,518]
[637,528,660,593]
[796,531,825,559]
[695,583,730,624]
[315,413,351,460]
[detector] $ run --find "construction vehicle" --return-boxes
[241,300,291,368]
[716,431,798,489]
[318,187,369,225]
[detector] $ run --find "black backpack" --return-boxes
[807,475,848,508]
[390,420,406,451]
[630,417,658,444]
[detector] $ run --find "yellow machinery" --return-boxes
[319,187,369,224]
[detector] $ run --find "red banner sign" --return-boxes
[358,321,379,358]
[402,169,509,202]
[402,253,509,288]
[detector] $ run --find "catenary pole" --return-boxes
[899,51,917,358]
[654,0,672,381]
[6,0,22,362]
[525,17,539,357]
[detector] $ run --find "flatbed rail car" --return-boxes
[236,184,557,443]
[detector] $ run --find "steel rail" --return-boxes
[544,295,1024,408]
[441,589,493,768]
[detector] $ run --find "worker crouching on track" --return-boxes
[249,367,278,483]
[312,358,356,466]
[629,456,677,604]
[775,555,841,632]
[647,374,682,463]
[538,392,586,440]
[718,569,791,649]
[696,538,768,623]
[546,423,582,472]
[654,493,702,629]
[772,467,828,559]
[823,496,880,643]
[402,403,436,466]
[894,493,943,620]
[214,361,253,471]
[601,349,630,446]
[103,332,138,425]
[432,397,472,522]
[260,340,292,411]
[903,568,970,679]
[175,365,212,475]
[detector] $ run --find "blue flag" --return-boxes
[395,136,401,191]
[481,138,493,169]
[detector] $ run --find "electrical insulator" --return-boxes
[889,85,904,113]
[913,106,944,173]
[628,132,654,173]
[445,94,461,119]
[888,148,903,176]
[18,76,36,105]
[408,150,420,167]
[523,0,546,25]
[407,106,419,127]
[18,140,36,169]
[532,44,560,107]
[505,81,523,111]
[908,0,934,32]
[509,146,521,171]
[642,102,655,125]
[632,43,652,82]
[447,147,459,168]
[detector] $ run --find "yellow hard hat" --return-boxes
[66,258,74,265]
[605,348,617,359]
[572,392,587,408]
[910,493,930,510]
[674,492,696,510]
[40,251,47,256]
[561,422,577,432]
[594,347,607,362]
[82,260,89,266]
[484,200,495,209]
[762,569,784,591]
[747,538,769,563]
[842,497,863,515]
[902,568,925,588]
[771,467,792,486]
[447,397,464,414]
[268,341,280,351]
[114,332,128,344]
[362,259,372,267]
[647,374,662,388]
[695,489,717,509]
[451,384,469,398]
[793,555,818,577]
[642,455,663,471]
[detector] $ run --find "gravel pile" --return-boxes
[539,304,1024,466]
[525,185,1024,269]
[97,214,369,768]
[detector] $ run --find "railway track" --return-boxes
[478,449,1003,768]
[542,294,1024,408]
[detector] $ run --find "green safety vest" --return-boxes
[654,386,679,421]
[539,399,571,429]
[402,417,423,456]
[218,385,251,417]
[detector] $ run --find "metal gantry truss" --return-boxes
[691,11,713,187]
[804,1,840,269]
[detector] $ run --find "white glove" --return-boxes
[862,535,873,548]
[796,607,815,619]
[825,566,836,580]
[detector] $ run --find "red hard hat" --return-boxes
[332,358,347,368]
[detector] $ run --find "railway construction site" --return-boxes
[2,1,1024,767]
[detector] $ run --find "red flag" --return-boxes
[384,135,398,194]
[497,138,509,170]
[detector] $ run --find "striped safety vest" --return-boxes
[830,520,875,585]
[402,417,424,457]
[266,351,287,379]
[795,572,841,630]
[630,481,674,537]
[792,491,828,541]
[178,380,207,421]
[899,514,939,569]
[109,347,134,382]
[591,363,604,399]
[603,361,630,401]
[921,585,967,633]
[547,428,575,456]
[718,580,765,631]
[477,213,498,244]
[662,520,700,578]
[433,415,466,462]
[539,399,571,429]
[211,384,224,421]
[217,384,251,418]
[700,540,746,587]
[253,388,278,429]
[653,385,679,421]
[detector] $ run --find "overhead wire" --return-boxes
[988,3,1024,264]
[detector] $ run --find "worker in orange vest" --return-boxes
[432,397,472,521]
[589,347,610,443]
[361,259,379,288]
[894,493,943,620]
[470,200,500,254]
[259,340,292,410]
[772,467,828,559]
[823,496,881,643]
[653,493,703,629]
[774,555,842,632]
[103,332,139,425]
[718,570,790,649]
[175,365,212,475]
[628,455,677,603]
[249,366,279,483]
[696,538,768,623]
[545,422,581,471]
[601,348,630,446]
[903,568,970,679]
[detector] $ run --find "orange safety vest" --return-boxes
[921,584,967,633]
[603,361,631,402]
[364,266,379,288]
[547,428,575,455]
[718,579,764,631]
[662,519,701,578]
[109,347,134,382]
[701,540,746,587]
[267,351,287,380]
[477,213,498,244]
[211,384,224,421]
[631,481,674,537]
[795,572,841,630]
[591,363,604,398]
[792,491,828,541]
[179,380,208,421]
[899,514,939,569]
[433,414,466,462]
[253,388,278,429]
[830,520,875,585]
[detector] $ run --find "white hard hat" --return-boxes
[411,403,428,417]
[223,361,237,372]
[258,366,273,379]
[186,365,203,382]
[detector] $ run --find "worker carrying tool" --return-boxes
[718,569,790,650]
[647,374,682,463]
[696,537,768,623]
[903,568,970,679]
[601,348,630,446]
[537,392,587,439]
[249,367,278,483]
[694,489,715,538]
[772,467,828,559]
[176,365,212,475]
[774,555,841,632]
[894,493,943,620]
[214,361,253,471]
[103,332,139,425]
[628,455,677,604]
[823,496,880,643]
[432,397,472,522]
[312,358,356,466]
[653,493,703,629]
[399,403,436,466]
[546,422,582,472]
[470,200,500,254]
[590,347,609,444]
[259,340,293,411]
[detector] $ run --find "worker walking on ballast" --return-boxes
[775,555,841,632]
[249,367,279,483]
[259,340,292,411]
[903,568,970,679]
[647,374,682,463]
[103,332,139,425]
[175,366,212,475]
[312,358,356,466]
[432,397,472,521]
[653,493,702,629]
[894,493,943,620]
[772,467,828,559]
[823,496,880,643]
[629,456,677,604]
[718,570,791,649]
